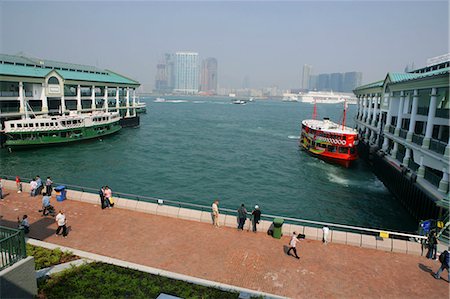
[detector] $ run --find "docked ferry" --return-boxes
[300,103,358,167]
[3,111,121,149]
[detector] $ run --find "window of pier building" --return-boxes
[64,85,77,96]
[417,88,432,115]
[48,76,59,85]
[436,87,449,118]
[0,81,19,96]
[432,125,449,142]
[414,121,426,135]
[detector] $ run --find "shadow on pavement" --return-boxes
[0,217,56,240]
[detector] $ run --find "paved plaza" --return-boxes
[1,188,448,298]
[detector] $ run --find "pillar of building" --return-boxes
[391,141,399,158]
[76,85,82,112]
[438,168,449,193]
[132,89,137,116]
[422,88,438,149]
[371,94,378,127]
[115,87,120,109]
[362,95,368,121]
[18,81,25,117]
[366,95,372,124]
[40,83,48,113]
[403,148,411,165]
[91,85,96,110]
[417,155,425,177]
[126,87,130,117]
[394,91,405,137]
[104,86,109,112]
[384,93,393,132]
[406,89,419,142]
[60,94,66,114]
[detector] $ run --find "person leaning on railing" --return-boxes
[18,215,29,234]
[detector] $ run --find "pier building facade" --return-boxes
[354,55,449,238]
[0,54,142,129]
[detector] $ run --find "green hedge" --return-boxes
[27,244,77,270]
[38,262,239,299]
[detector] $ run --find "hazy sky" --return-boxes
[1,1,448,91]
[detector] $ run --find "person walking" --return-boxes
[287,232,301,259]
[211,200,220,227]
[434,250,449,282]
[426,230,438,259]
[35,176,43,195]
[237,204,247,230]
[45,177,53,196]
[41,193,51,216]
[16,176,22,193]
[323,226,330,244]
[251,205,261,232]
[55,210,68,237]
[30,178,37,197]
[99,186,106,209]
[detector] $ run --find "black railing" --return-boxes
[408,160,420,172]
[399,129,408,139]
[424,169,442,188]
[412,134,424,145]
[396,151,405,162]
[429,139,447,155]
[436,109,449,119]
[0,226,27,271]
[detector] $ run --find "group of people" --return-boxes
[29,176,53,197]
[99,186,114,209]
[211,200,262,233]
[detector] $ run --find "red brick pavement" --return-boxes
[1,189,448,298]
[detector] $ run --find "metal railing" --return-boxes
[396,151,405,162]
[412,133,424,146]
[429,139,447,155]
[0,226,27,271]
[399,129,408,139]
[0,175,427,242]
[424,169,442,188]
[436,109,449,119]
[408,160,420,172]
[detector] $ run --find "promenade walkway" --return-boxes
[0,188,448,298]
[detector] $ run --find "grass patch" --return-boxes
[27,244,78,270]
[38,262,239,299]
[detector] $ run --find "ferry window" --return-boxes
[41,123,45,127]
[67,121,71,125]
[29,123,34,128]
[327,145,336,152]
[339,147,348,154]
[46,123,50,126]
[342,136,346,140]
[48,76,59,84]
[350,147,356,154]
[11,124,15,128]
[17,124,22,128]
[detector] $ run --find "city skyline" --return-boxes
[1,1,448,92]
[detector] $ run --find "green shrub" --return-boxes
[26,244,78,270]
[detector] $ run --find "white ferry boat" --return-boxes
[299,91,356,104]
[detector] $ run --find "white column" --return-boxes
[18,81,25,117]
[132,89,136,116]
[41,83,48,113]
[371,94,378,126]
[126,87,130,117]
[394,91,405,136]
[391,141,398,158]
[445,138,450,159]
[438,168,449,193]
[384,93,393,132]
[357,96,362,120]
[60,95,66,114]
[422,88,438,149]
[403,148,411,165]
[91,85,96,110]
[104,86,109,112]
[367,95,373,124]
[406,89,419,142]
[76,85,82,112]
[417,155,425,177]
[115,87,120,109]
[362,95,368,121]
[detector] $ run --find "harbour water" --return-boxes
[0,97,417,232]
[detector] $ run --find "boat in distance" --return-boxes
[300,102,358,168]
[231,99,247,105]
[3,111,121,149]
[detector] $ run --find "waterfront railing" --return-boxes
[1,175,427,242]
[0,226,27,271]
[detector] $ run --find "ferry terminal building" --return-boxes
[354,54,449,237]
[0,54,141,134]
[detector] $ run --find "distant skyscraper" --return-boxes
[330,73,343,92]
[174,52,199,94]
[242,75,250,89]
[302,65,312,89]
[343,72,362,92]
[317,74,330,91]
[309,75,317,90]
[154,53,175,93]
[200,58,218,94]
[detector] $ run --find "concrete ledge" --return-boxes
[346,232,362,247]
[304,227,320,240]
[259,220,271,232]
[157,205,180,218]
[361,235,377,249]
[177,208,192,221]
[22,182,31,193]
[224,214,237,228]
[290,225,304,235]
[66,190,83,201]
[331,231,346,245]
[124,198,138,211]
[376,238,392,252]
[392,239,407,254]
[80,192,99,204]
[281,224,292,236]
[406,241,422,256]
[200,211,213,224]
[2,179,16,189]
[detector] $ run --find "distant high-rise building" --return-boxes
[330,73,343,92]
[242,75,250,89]
[309,75,318,90]
[200,57,218,94]
[174,52,199,94]
[302,65,312,89]
[154,53,175,93]
[317,74,330,91]
[343,72,362,92]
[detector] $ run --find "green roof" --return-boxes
[0,54,139,86]
[354,80,384,91]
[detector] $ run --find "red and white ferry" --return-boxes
[300,102,358,168]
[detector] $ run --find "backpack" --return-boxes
[439,250,448,264]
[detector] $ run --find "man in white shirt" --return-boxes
[323,226,330,244]
[55,210,68,237]
[211,200,219,227]
[287,232,301,259]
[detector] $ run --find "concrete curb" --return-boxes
[27,238,287,299]
[35,258,92,279]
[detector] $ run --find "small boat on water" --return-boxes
[3,111,121,150]
[232,99,247,105]
[154,97,166,102]
[300,101,358,168]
